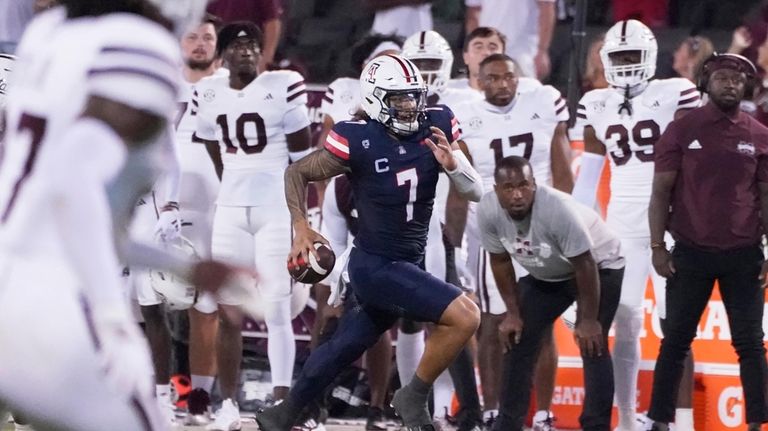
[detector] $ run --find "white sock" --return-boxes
[264,298,296,388]
[533,409,552,423]
[156,384,171,402]
[675,408,694,430]
[618,408,637,429]
[483,409,498,422]
[191,375,215,393]
[396,329,425,386]
[433,370,454,419]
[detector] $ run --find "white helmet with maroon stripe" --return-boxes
[360,54,427,136]
[402,30,454,95]
[601,19,657,88]
[149,236,199,311]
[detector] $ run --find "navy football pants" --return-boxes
[289,247,463,408]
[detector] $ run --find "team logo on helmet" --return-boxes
[366,62,380,84]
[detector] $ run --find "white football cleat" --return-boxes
[615,412,655,431]
[206,398,241,431]
[531,411,557,431]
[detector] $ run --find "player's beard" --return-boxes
[187,58,215,71]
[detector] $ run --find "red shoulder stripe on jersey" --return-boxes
[678,95,700,106]
[323,95,333,103]
[325,130,350,160]
[288,80,306,92]
[577,113,587,119]
[680,87,697,96]
[451,120,461,141]
[554,97,565,107]
[386,54,414,83]
[325,140,350,160]
[287,90,307,102]
[327,87,335,95]
[192,98,199,107]
[329,130,349,146]
[555,104,567,115]
[577,103,586,110]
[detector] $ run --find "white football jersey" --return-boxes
[453,84,569,191]
[193,70,310,207]
[446,76,542,94]
[576,78,700,204]
[0,8,180,256]
[175,79,220,212]
[321,77,359,123]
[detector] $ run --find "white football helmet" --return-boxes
[601,19,657,88]
[360,54,427,136]
[0,54,15,111]
[402,31,454,95]
[146,0,209,38]
[150,236,199,311]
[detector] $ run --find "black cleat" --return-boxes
[366,406,387,431]
[255,399,299,431]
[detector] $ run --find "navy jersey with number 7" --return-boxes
[323,105,460,263]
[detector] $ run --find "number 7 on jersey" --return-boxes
[396,168,418,222]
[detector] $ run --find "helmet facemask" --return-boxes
[603,49,655,89]
[410,57,449,95]
[601,20,658,90]
[379,88,427,136]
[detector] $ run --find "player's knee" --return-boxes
[217,304,242,331]
[263,297,292,327]
[613,303,643,340]
[444,295,480,334]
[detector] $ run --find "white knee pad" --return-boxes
[613,303,644,342]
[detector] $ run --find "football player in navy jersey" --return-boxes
[257,54,484,430]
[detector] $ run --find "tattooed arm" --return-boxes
[285,148,350,264]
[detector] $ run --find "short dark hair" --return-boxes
[202,13,223,33]
[463,27,507,53]
[216,21,263,57]
[494,156,532,179]
[350,33,404,75]
[479,53,515,72]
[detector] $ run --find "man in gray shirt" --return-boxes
[478,156,624,431]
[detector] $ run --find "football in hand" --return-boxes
[287,242,336,284]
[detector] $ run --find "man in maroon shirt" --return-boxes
[648,53,768,431]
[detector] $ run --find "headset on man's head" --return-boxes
[697,52,758,96]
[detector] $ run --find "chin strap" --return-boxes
[618,84,633,116]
